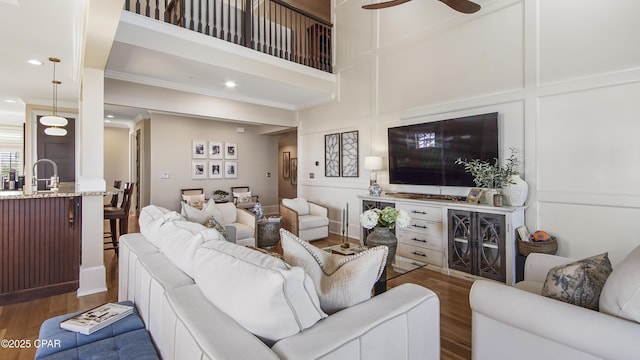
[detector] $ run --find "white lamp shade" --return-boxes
[364,156,384,170]
[40,115,68,127]
[44,127,67,136]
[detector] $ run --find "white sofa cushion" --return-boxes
[140,210,184,245]
[193,241,326,345]
[181,199,226,225]
[156,220,222,277]
[215,202,238,224]
[280,229,388,314]
[282,198,309,216]
[231,222,254,240]
[298,214,329,231]
[139,205,172,230]
[600,245,640,323]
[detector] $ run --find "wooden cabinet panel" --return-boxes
[0,197,81,305]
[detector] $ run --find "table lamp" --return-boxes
[364,156,383,196]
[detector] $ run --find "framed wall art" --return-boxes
[208,141,223,159]
[341,130,359,177]
[324,133,340,177]
[224,161,238,178]
[192,140,207,159]
[192,160,207,179]
[225,142,238,160]
[283,151,290,178]
[208,160,222,179]
[291,158,298,185]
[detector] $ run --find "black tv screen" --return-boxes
[388,112,499,187]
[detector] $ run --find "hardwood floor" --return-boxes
[0,228,472,360]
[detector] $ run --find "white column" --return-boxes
[77,67,107,297]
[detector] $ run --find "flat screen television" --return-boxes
[388,112,499,187]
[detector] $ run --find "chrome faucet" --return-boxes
[32,159,59,192]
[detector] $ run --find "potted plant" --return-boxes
[455,148,520,204]
[213,189,229,202]
[359,206,411,265]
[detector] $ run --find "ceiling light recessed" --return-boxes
[106,114,114,118]
[28,59,43,65]
[225,81,237,88]
[4,99,16,103]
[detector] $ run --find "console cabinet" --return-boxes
[448,209,506,282]
[359,194,525,285]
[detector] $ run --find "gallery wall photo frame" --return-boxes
[208,141,223,159]
[324,133,340,177]
[225,142,238,159]
[208,160,223,179]
[291,158,298,185]
[192,140,207,159]
[340,130,359,177]
[224,161,238,178]
[283,151,291,178]
[192,160,207,180]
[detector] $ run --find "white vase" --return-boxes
[502,174,528,206]
[482,189,498,206]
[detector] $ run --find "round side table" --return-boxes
[257,218,282,249]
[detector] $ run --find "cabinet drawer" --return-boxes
[404,219,443,237]
[397,230,443,251]
[397,204,442,222]
[397,243,443,267]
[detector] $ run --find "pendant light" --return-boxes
[40,57,68,136]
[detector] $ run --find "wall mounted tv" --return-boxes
[388,112,499,187]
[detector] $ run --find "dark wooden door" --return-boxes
[36,116,75,190]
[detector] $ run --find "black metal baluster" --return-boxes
[278,5,283,58]
[145,0,150,16]
[205,0,210,35]
[136,0,140,14]
[213,0,218,37]
[154,0,159,20]
[233,0,238,44]
[197,0,202,33]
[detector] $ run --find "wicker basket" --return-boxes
[517,236,558,256]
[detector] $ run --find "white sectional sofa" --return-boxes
[470,245,640,360]
[119,205,441,360]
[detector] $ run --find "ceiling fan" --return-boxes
[363,0,481,14]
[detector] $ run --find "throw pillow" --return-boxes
[280,229,388,314]
[181,199,226,226]
[156,220,222,277]
[182,193,205,210]
[541,252,613,310]
[206,216,229,241]
[233,191,252,203]
[600,244,640,323]
[193,240,326,345]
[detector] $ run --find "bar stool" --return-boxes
[104,182,134,254]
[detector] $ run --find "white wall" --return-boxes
[297,0,640,265]
[104,127,130,202]
[148,113,279,212]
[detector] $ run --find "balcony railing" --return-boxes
[124,0,332,73]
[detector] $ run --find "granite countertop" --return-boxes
[0,183,120,200]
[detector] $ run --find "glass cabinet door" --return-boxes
[477,213,506,282]
[448,209,473,274]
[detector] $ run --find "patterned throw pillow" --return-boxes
[206,216,228,241]
[541,252,612,310]
[280,229,388,314]
[233,191,252,203]
[182,194,205,210]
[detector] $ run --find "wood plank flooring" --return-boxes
[0,228,472,360]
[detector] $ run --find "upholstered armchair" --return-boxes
[280,198,329,241]
[469,245,640,360]
[231,186,259,210]
[214,202,257,247]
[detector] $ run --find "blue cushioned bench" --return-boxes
[36,301,158,360]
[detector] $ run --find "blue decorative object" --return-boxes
[253,202,264,219]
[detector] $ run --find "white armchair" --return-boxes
[181,199,257,247]
[470,245,640,360]
[280,198,329,242]
[214,202,257,247]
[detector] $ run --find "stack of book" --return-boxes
[267,216,281,223]
[60,303,134,335]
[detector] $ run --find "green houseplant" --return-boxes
[213,189,229,201]
[455,148,520,189]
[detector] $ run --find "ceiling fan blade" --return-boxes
[438,0,481,14]
[362,0,412,10]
